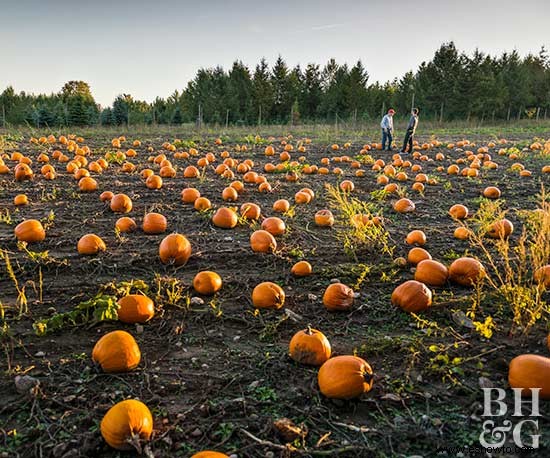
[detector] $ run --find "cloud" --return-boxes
[309,23,345,31]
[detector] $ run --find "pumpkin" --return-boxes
[454,227,470,240]
[116,217,137,233]
[100,399,153,451]
[142,213,167,234]
[194,197,212,211]
[449,204,469,219]
[212,207,238,229]
[250,230,277,253]
[14,163,33,181]
[191,452,229,458]
[407,247,432,265]
[393,198,415,213]
[240,202,261,220]
[110,194,133,213]
[340,180,355,192]
[534,265,550,288]
[159,233,192,266]
[314,210,335,227]
[508,354,550,399]
[14,219,46,243]
[448,257,485,286]
[117,294,155,323]
[261,217,285,236]
[318,355,374,400]
[487,218,513,239]
[13,194,28,206]
[405,230,426,245]
[391,280,432,313]
[78,176,98,192]
[291,260,312,277]
[289,327,331,366]
[252,282,285,309]
[414,259,448,286]
[145,174,163,190]
[100,191,114,202]
[181,188,201,203]
[323,283,354,311]
[92,330,141,373]
[193,271,222,295]
[483,186,501,199]
[222,186,238,202]
[76,234,106,255]
[273,199,290,213]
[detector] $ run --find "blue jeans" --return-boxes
[382,129,393,150]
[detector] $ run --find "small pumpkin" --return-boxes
[100,399,153,451]
[487,218,513,239]
[391,280,432,313]
[291,260,312,277]
[534,265,550,288]
[110,194,133,213]
[393,198,415,213]
[100,191,114,202]
[212,207,238,229]
[252,282,285,309]
[92,330,141,373]
[240,202,261,220]
[273,199,290,213]
[314,210,335,227]
[181,188,200,203]
[318,355,374,400]
[508,354,550,399]
[250,230,277,253]
[449,204,469,219]
[483,186,501,199]
[407,247,431,265]
[454,227,470,240]
[405,230,426,246]
[194,197,212,211]
[289,327,331,366]
[78,176,98,192]
[117,294,155,323]
[77,234,106,255]
[159,233,192,266]
[261,217,286,236]
[13,194,28,206]
[323,283,354,311]
[14,219,45,243]
[448,257,485,286]
[193,271,222,295]
[116,217,137,233]
[142,213,167,235]
[414,259,448,286]
[191,452,229,458]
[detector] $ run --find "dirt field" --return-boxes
[0,126,549,457]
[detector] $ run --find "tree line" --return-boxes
[1,42,549,128]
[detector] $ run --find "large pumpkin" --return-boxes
[414,259,448,286]
[117,294,155,324]
[448,257,485,286]
[508,354,550,399]
[193,271,222,295]
[391,280,432,313]
[212,207,238,229]
[323,283,354,311]
[487,218,514,239]
[100,399,153,451]
[407,247,431,265]
[318,355,374,399]
[261,217,286,236]
[92,330,141,373]
[289,327,331,366]
[252,282,285,309]
[159,233,192,266]
[14,219,46,243]
[110,194,133,213]
[142,213,167,234]
[250,230,277,253]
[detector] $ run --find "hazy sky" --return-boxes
[1,0,549,107]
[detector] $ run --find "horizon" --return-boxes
[1,0,549,107]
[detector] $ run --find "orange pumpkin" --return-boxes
[159,233,192,266]
[116,217,137,233]
[508,354,550,399]
[142,213,167,235]
[449,204,469,219]
[483,186,501,199]
[240,202,261,220]
[314,210,335,227]
[534,265,550,288]
[323,283,354,311]
[77,234,106,255]
[110,194,133,213]
[250,230,277,253]
[393,198,415,213]
[194,197,212,211]
[273,199,290,213]
[391,280,432,313]
[193,271,223,295]
[117,294,155,323]
[14,219,46,243]
[414,259,448,286]
[448,257,485,286]
[13,194,29,206]
[405,230,426,246]
[291,261,312,277]
[100,191,114,202]
[100,399,153,451]
[252,282,285,309]
[318,355,374,399]
[181,188,201,203]
[289,327,331,366]
[487,218,514,239]
[261,217,285,236]
[92,330,141,372]
[191,452,229,458]
[212,207,238,229]
[407,247,432,265]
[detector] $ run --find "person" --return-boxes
[401,108,419,154]
[380,108,395,151]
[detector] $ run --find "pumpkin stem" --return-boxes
[306,325,313,335]
[127,432,143,455]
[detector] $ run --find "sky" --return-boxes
[1,0,549,107]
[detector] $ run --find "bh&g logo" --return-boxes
[480,388,541,449]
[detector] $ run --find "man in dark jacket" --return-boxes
[401,108,419,154]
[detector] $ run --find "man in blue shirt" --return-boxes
[380,108,395,151]
[401,108,419,154]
